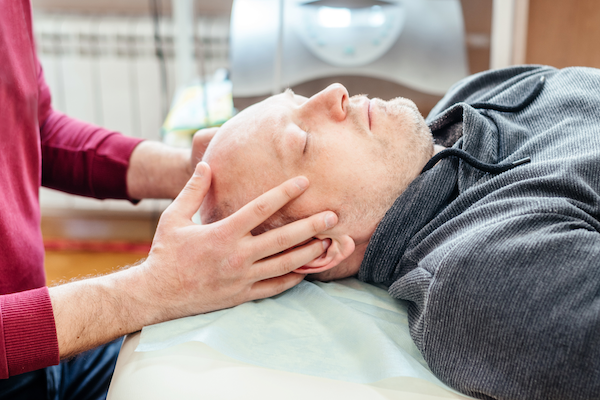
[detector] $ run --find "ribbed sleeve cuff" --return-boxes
[0,287,59,377]
[92,133,144,201]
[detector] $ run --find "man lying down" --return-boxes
[200,65,600,400]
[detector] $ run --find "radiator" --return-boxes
[33,11,230,214]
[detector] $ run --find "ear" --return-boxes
[294,234,355,274]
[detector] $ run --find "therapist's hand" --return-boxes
[49,161,335,360]
[139,161,337,323]
[190,127,218,171]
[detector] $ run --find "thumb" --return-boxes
[170,161,212,220]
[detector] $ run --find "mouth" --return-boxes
[364,97,372,131]
[368,99,372,130]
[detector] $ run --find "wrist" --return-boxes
[119,259,191,327]
[49,266,151,358]
[110,262,167,329]
[127,141,192,199]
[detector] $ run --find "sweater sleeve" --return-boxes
[37,61,144,200]
[0,288,59,378]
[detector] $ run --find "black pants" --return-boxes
[0,338,122,400]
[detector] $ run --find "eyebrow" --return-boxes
[271,90,296,162]
[271,115,285,163]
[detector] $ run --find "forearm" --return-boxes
[48,265,157,359]
[41,110,143,199]
[127,141,193,200]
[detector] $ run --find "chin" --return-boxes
[388,96,420,112]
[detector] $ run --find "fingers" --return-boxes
[167,162,212,220]
[252,211,338,260]
[193,127,219,146]
[249,273,306,301]
[191,127,219,167]
[225,176,310,234]
[252,238,331,281]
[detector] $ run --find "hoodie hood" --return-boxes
[356,65,600,399]
[359,66,550,284]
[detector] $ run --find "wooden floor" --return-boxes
[45,250,147,286]
[42,210,157,286]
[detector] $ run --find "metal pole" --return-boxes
[272,0,284,95]
[173,0,195,89]
[490,0,516,69]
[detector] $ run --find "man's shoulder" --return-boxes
[429,66,600,121]
[427,65,600,150]
[427,65,557,122]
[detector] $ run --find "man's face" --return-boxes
[200,83,433,280]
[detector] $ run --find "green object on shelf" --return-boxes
[162,71,235,148]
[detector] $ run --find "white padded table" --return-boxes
[108,332,471,400]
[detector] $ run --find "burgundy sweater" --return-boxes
[0,0,143,378]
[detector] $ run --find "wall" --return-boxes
[461,0,492,74]
[526,0,600,68]
[32,0,233,16]
[33,10,230,215]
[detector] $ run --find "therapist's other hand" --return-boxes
[190,127,218,171]
[140,161,337,321]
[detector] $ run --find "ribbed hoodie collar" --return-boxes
[358,103,471,283]
[358,73,546,283]
[358,155,459,283]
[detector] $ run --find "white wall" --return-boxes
[33,12,230,214]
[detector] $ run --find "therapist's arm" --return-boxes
[49,163,337,359]
[126,128,217,199]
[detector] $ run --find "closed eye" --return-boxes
[303,131,311,154]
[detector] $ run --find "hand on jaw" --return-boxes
[139,162,338,320]
[50,158,338,359]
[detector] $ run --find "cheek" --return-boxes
[304,148,357,192]
[199,191,216,223]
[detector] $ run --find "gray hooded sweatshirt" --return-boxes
[358,65,600,399]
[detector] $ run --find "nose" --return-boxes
[301,83,349,122]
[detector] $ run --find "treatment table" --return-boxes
[107,280,474,400]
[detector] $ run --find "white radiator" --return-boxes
[33,11,230,214]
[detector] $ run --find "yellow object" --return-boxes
[162,75,234,148]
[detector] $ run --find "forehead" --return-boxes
[201,93,296,220]
[217,93,291,141]
[204,92,300,169]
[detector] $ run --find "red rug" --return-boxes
[44,238,151,254]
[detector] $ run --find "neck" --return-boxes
[433,144,446,156]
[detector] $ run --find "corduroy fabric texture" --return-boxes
[359,65,600,399]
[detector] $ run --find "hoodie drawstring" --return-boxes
[421,148,531,174]
[471,76,546,113]
[422,75,545,175]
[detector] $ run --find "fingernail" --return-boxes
[322,238,331,251]
[194,162,207,177]
[324,213,337,229]
[294,177,309,190]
